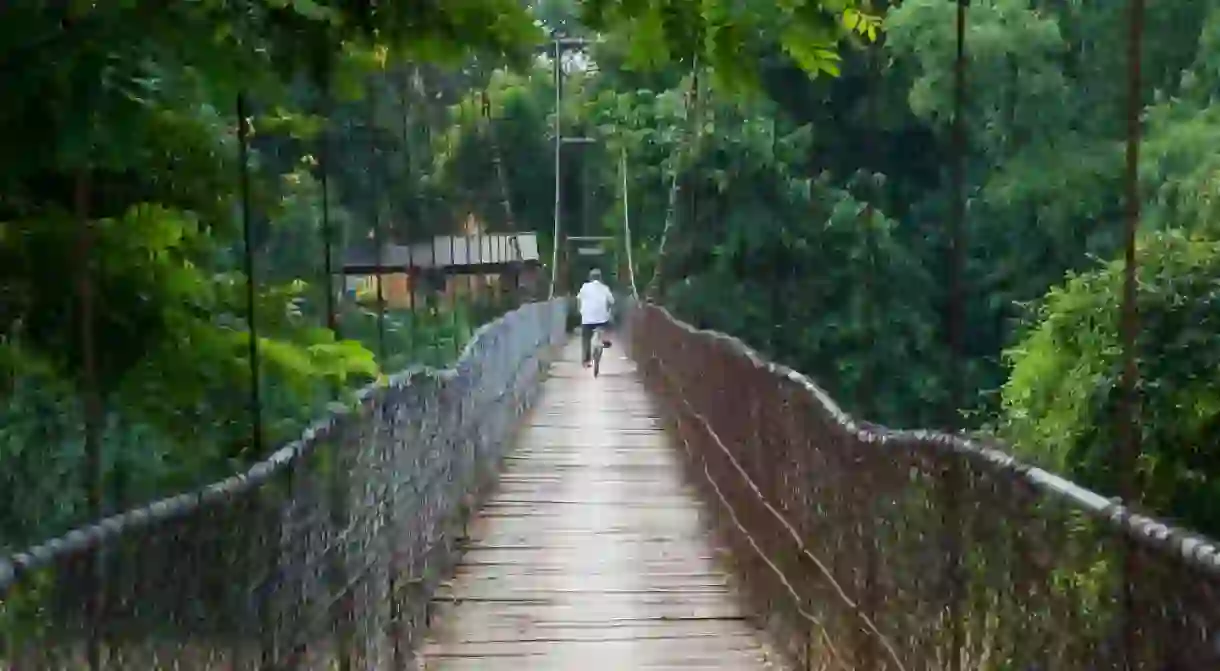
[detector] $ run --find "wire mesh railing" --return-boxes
[629,302,1220,671]
[0,298,566,670]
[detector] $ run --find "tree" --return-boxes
[580,0,880,84]
[0,0,888,545]
[0,2,534,545]
[1002,230,1220,536]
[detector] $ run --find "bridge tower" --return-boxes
[548,35,618,298]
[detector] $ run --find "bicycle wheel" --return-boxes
[592,330,603,378]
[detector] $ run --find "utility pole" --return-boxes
[548,35,595,298]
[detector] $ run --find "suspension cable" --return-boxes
[644,60,701,300]
[619,146,640,299]
[1118,0,1147,665]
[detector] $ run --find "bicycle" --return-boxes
[590,325,605,378]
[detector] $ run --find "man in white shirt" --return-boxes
[577,268,615,368]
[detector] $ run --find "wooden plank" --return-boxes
[420,339,779,670]
[428,599,749,624]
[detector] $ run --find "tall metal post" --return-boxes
[546,36,592,300]
[74,168,103,671]
[549,37,562,298]
[1118,0,1146,666]
[399,69,417,351]
[368,78,387,363]
[944,2,969,670]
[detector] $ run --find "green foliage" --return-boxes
[886,0,1069,146]
[577,67,949,426]
[412,0,1220,541]
[0,0,884,547]
[987,1,1220,536]
[5,0,1220,557]
[665,185,946,427]
[556,0,1220,544]
[430,69,556,232]
[0,1,556,547]
[579,0,879,85]
[1142,102,1220,237]
[1002,231,1220,536]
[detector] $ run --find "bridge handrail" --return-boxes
[0,298,569,667]
[628,300,1220,669]
[0,300,559,587]
[637,301,1220,574]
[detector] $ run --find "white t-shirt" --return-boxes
[577,280,614,325]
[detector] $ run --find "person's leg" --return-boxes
[581,324,593,365]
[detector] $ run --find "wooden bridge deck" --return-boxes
[421,338,777,670]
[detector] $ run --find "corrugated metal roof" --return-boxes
[342,233,541,271]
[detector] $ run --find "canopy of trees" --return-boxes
[5,0,1220,548]
[0,1,877,547]
[488,0,1220,536]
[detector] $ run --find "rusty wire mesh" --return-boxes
[0,298,566,670]
[628,302,1220,671]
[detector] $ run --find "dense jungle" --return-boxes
[3,0,1220,550]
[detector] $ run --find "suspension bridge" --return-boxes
[3,292,1220,670]
[5,6,1220,671]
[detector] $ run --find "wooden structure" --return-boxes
[421,339,776,669]
[341,232,543,308]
